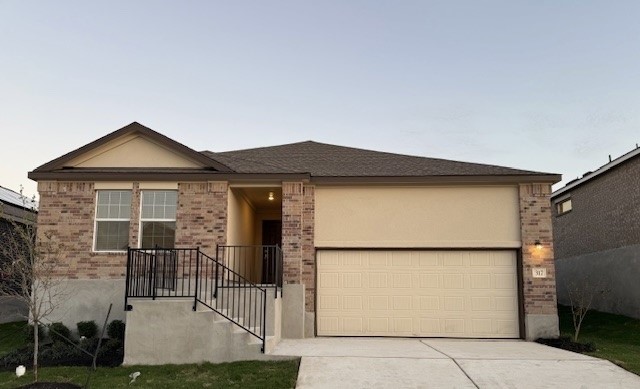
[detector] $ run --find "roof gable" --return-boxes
[33,122,231,172]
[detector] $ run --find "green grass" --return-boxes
[0,360,300,388]
[0,321,299,388]
[0,321,28,357]
[558,304,640,375]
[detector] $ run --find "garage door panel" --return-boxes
[317,250,519,338]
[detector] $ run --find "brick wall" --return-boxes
[175,182,228,257]
[37,181,125,279]
[302,185,315,312]
[37,180,228,279]
[519,183,558,316]
[553,157,640,259]
[282,182,303,284]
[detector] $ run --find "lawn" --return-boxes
[0,360,300,389]
[0,321,28,357]
[1,321,299,388]
[558,304,640,375]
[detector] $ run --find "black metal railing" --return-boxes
[195,250,267,350]
[216,245,283,297]
[124,245,282,353]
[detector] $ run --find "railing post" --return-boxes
[124,247,131,311]
[273,246,278,299]
[152,247,157,300]
[262,288,267,353]
[214,246,219,299]
[193,248,200,311]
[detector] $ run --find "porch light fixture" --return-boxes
[534,240,542,250]
[268,192,275,201]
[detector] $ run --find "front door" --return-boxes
[261,220,282,284]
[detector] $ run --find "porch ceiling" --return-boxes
[237,187,282,212]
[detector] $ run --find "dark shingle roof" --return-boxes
[202,141,548,177]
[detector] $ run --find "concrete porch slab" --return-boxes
[296,356,476,389]
[458,359,640,388]
[271,337,447,359]
[422,339,594,360]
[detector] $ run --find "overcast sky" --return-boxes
[2,1,639,199]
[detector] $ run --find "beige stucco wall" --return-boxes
[227,188,258,279]
[315,185,521,248]
[67,134,202,168]
[227,188,257,246]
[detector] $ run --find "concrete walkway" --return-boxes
[270,338,640,389]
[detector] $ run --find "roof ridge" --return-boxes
[203,151,302,173]
[214,140,546,174]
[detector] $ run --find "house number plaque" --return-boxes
[532,268,547,278]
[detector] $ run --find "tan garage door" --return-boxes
[317,250,519,338]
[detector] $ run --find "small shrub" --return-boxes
[48,322,72,344]
[107,320,125,341]
[77,320,98,338]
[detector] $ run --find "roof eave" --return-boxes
[28,170,311,182]
[311,174,561,185]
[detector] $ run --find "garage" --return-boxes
[316,249,519,338]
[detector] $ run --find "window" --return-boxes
[556,198,572,215]
[94,191,131,251]
[140,190,177,248]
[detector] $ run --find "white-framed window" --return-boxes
[556,198,572,215]
[140,190,177,248]
[94,190,132,251]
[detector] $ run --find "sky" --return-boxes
[1,1,639,199]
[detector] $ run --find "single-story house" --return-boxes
[552,146,640,319]
[28,122,560,364]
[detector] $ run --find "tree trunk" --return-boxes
[33,322,39,382]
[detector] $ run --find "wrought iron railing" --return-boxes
[124,245,283,352]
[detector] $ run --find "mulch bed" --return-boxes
[17,383,81,389]
[536,336,596,353]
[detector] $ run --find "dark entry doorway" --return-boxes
[261,220,282,284]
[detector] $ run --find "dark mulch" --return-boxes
[536,336,596,353]
[16,383,81,389]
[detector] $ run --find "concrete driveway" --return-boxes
[270,338,640,388]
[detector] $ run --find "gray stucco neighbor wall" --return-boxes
[42,279,126,331]
[555,244,640,319]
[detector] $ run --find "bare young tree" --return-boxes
[566,274,608,342]
[0,187,66,382]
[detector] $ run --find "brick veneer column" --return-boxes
[302,185,315,312]
[519,183,559,339]
[282,182,303,284]
[175,181,228,257]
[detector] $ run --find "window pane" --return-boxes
[141,204,154,219]
[97,191,110,205]
[165,204,177,219]
[141,190,177,221]
[141,221,176,248]
[95,221,129,251]
[96,205,109,218]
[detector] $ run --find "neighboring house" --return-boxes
[551,146,640,319]
[0,186,38,323]
[28,122,560,364]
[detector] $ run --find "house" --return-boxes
[0,186,38,323]
[28,122,560,364]
[551,146,640,319]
